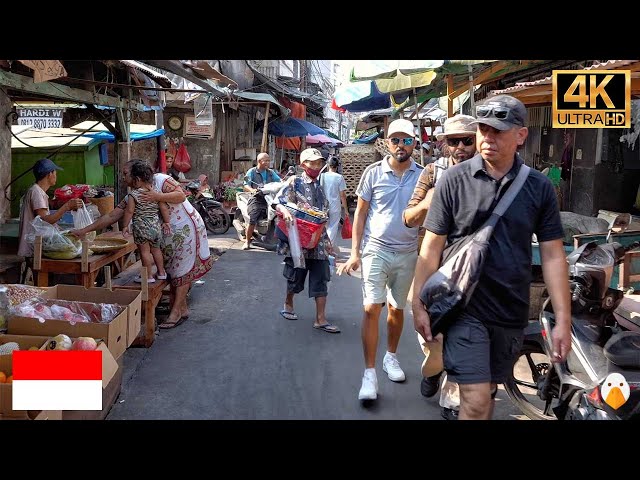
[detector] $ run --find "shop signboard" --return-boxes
[17,108,64,130]
[185,115,215,139]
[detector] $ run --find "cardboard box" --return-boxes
[113,288,142,348]
[0,340,118,420]
[7,285,141,359]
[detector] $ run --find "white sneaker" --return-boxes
[358,370,378,401]
[383,352,406,382]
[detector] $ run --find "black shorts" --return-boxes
[247,196,268,225]
[283,257,330,298]
[443,311,524,385]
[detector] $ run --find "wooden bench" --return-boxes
[110,262,168,347]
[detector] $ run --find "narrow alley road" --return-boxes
[107,235,526,420]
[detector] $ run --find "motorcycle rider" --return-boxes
[242,152,281,250]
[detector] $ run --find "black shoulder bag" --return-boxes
[419,165,531,336]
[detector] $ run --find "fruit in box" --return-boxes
[72,337,97,351]
[46,334,72,351]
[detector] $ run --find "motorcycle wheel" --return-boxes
[504,342,559,420]
[203,207,231,235]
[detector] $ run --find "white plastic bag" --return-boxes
[71,203,96,242]
[288,217,306,269]
[27,216,83,259]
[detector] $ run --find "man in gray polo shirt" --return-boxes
[337,118,422,402]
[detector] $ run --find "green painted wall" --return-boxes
[10,143,111,218]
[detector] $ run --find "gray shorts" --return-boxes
[443,311,524,385]
[283,257,330,298]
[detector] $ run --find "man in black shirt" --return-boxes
[411,95,572,420]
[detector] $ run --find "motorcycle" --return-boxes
[505,213,640,420]
[232,166,296,251]
[185,177,230,235]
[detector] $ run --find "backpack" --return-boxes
[431,156,449,186]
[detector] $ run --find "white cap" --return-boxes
[387,118,415,137]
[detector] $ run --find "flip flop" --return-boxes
[159,316,187,329]
[313,323,341,334]
[280,309,298,321]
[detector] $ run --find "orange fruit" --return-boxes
[0,371,6,383]
[5,376,12,384]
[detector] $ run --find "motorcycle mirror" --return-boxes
[287,166,296,175]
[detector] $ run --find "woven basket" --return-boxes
[89,237,128,254]
[88,195,114,216]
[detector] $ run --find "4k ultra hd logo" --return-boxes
[552,70,630,128]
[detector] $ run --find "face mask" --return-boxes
[303,167,321,179]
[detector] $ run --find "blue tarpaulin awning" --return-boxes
[81,128,165,143]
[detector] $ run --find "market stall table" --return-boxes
[32,232,137,288]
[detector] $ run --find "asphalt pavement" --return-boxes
[106,232,528,420]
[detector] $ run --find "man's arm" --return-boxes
[403,166,434,228]
[539,238,572,361]
[336,196,369,276]
[243,169,258,194]
[39,198,83,225]
[411,231,447,341]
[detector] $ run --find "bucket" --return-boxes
[88,196,114,216]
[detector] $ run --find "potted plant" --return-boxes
[223,185,238,210]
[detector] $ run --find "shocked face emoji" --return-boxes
[601,373,630,410]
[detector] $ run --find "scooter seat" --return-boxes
[604,331,640,368]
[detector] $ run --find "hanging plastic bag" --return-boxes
[288,218,306,269]
[71,203,96,242]
[174,142,192,173]
[341,216,352,239]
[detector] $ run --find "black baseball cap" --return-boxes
[33,158,63,178]
[470,95,527,131]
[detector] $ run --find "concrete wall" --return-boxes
[0,89,11,222]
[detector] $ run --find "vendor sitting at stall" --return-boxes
[17,158,83,280]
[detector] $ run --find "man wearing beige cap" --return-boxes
[273,148,340,334]
[403,113,477,420]
[337,118,422,402]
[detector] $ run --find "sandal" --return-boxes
[280,309,298,321]
[159,316,187,329]
[313,322,341,334]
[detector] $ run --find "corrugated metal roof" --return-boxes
[491,60,640,95]
[11,127,100,149]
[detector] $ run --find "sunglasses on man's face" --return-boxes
[389,137,414,146]
[446,137,475,147]
[476,105,516,122]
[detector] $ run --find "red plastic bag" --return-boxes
[174,143,192,173]
[341,216,352,239]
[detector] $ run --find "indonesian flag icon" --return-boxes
[12,350,102,410]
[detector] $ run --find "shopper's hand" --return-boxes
[551,318,572,363]
[413,300,433,342]
[139,190,159,203]
[280,208,294,225]
[70,229,86,239]
[122,226,131,237]
[65,198,84,211]
[336,255,360,276]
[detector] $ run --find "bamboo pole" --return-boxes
[261,102,271,153]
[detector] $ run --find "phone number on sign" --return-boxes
[18,118,62,129]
